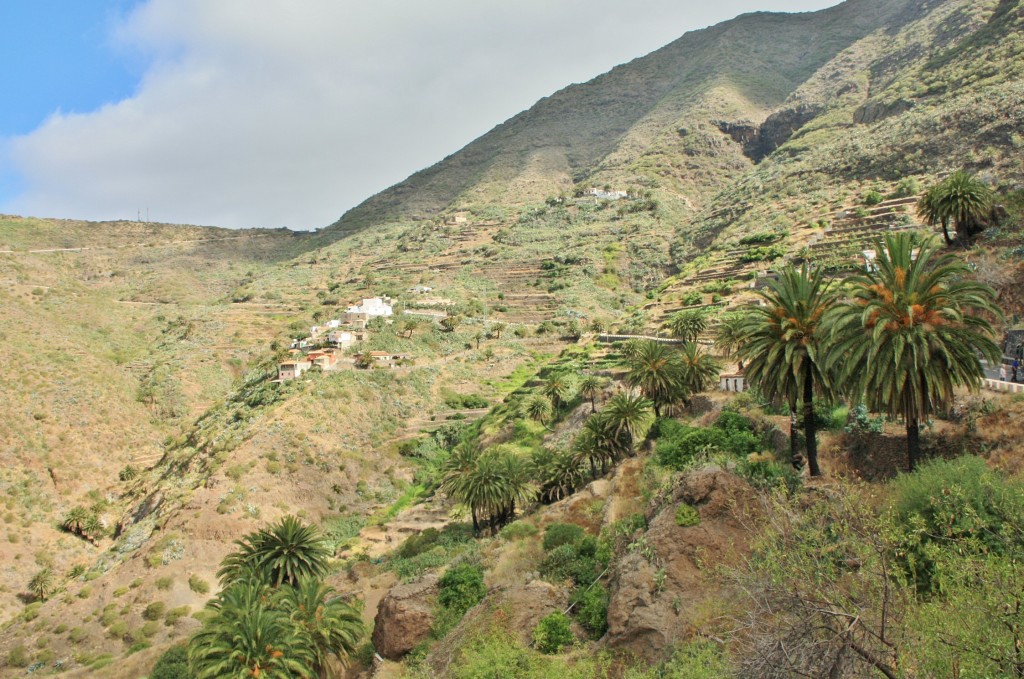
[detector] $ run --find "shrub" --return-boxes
[143,602,167,621]
[118,465,138,482]
[499,521,538,541]
[188,575,210,594]
[142,621,160,637]
[155,576,174,590]
[675,504,700,527]
[165,605,190,626]
[570,584,609,638]
[863,189,883,205]
[540,542,602,587]
[890,456,1024,593]
[150,645,190,679]
[542,523,585,551]
[398,528,441,558]
[68,627,88,643]
[738,455,801,495]
[437,564,486,616]
[532,611,575,653]
[6,645,29,668]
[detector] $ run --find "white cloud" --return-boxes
[3,0,838,229]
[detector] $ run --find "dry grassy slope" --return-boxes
[0,217,305,627]
[326,0,914,232]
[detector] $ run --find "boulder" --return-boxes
[372,573,439,660]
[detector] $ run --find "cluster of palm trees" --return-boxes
[623,338,720,416]
[188,516,363,678]
[732,232,1000,475]
[440,389,656,535]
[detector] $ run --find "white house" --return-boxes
[328,330,356,348]
[324,319,341,329]
[344,297,393,328]
[719,373,746,393]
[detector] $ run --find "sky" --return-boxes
[0,0,840,230]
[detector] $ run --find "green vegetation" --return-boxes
[532,611,575,653]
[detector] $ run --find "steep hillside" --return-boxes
[328,0,916,232]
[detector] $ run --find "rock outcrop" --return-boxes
[606,466,762,657]
[372,573,440,660]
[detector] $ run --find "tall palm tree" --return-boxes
[281,579,364,677]
[918,170,995,245]
[826,233,1001,471]
[665,309,709,342]
[737,264,837,476]
[625,340,686,417]
[579,375,607,413]
[601,393,655,456]
[218,516,331,588]
[678,342,721,401]
[190,582,315,679]
[573,415,621,477]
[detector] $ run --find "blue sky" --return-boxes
[1,0,839,229]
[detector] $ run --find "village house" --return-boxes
[585,187,628,200]
[327,329,367,348]
[324,319,341,329]
[408,285,433,294]
[278,360,312,381]
[306,349,339,371]
[289,338,311,350]
[343,297,394,328]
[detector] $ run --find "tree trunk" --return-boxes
[789,410,802,470]
[941,218,954,246]
[906,416,920,472]
[803,371,820,477]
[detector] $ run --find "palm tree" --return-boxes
[490,322,508,340]
[826,233,1001,471]
[28,567,54,601]
[714,311,751,363]
[533,448,587,504]
[62,507,91,538]
[541,372,576,411]
[737,264,837,476]
[579,375,607,413]
[601,393,655,456]
[665,309,709,342]
[521,394,554,427]
[918,170,995,245]
[678,342,720,401]
[218,516,331,588]
[281,578,364,677]
[190,581,315,679]
[573,415,621,477]
[625,340,686,416]
[440,314,462,332]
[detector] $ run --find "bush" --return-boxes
[6,645,29,668]
[143,602,167,621]
[188,574,210,594]
[738,455,802,495]
[675,504,700,527]
[570,584,609,638]
[155,576,174,590]
[438,564,487,616]
[890,457,1024,593]
[542,523,585,551]
[149,644,191,679]
[532,612,575,653]
[863,189,883,205]
[499,521,538,541]
[540,542,602,587]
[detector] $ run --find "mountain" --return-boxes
[1,0,1023,676]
